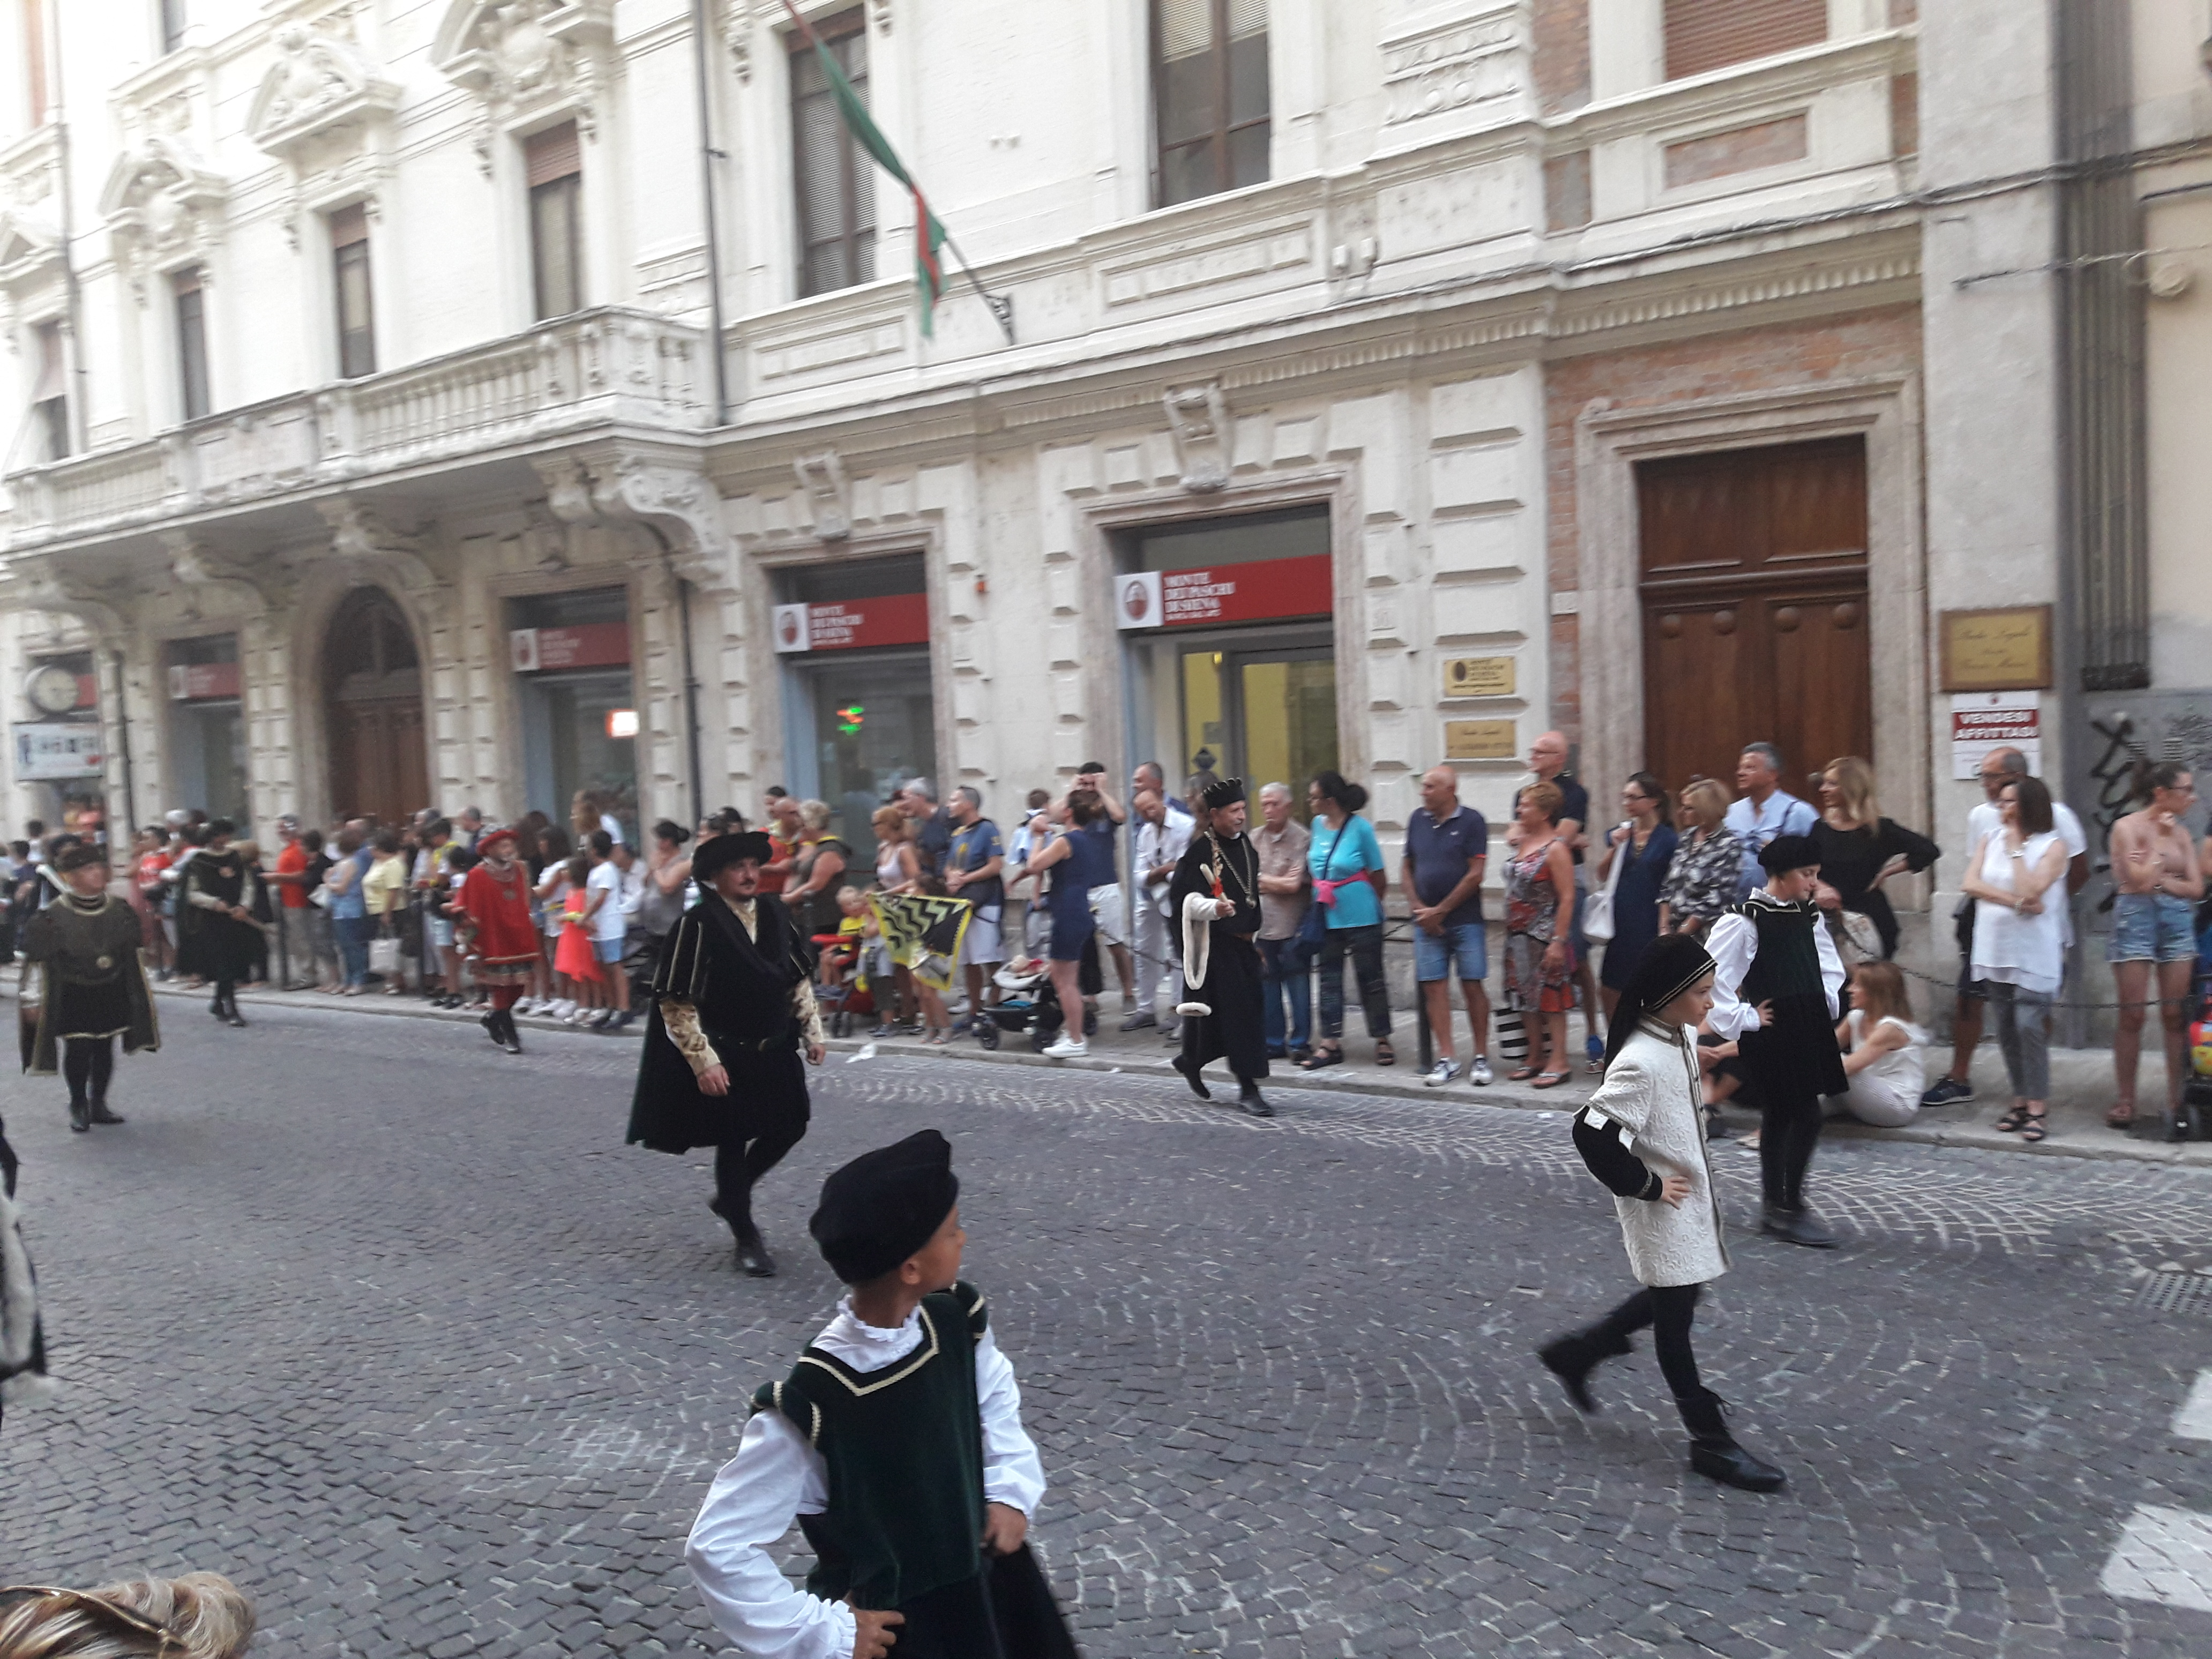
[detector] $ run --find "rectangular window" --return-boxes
[525,122,584,320]
[330,203,376,378]
[23,0,48,125]
[1662,0,1825,81]
[31,319,67,460]
[789,10,876,298]
[1152,0,1270,208]
[173,269,210,421]
[159,0,186,54]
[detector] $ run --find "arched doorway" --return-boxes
[324,586,428,826]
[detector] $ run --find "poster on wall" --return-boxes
[15,722,105,780]
[1949,692,2041,780]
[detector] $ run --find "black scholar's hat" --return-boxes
[809,1129,961,1284]
[55,843,108,874]
[692,829,775,884]
[1199,776,1247,811]
[1759,833,1823,875]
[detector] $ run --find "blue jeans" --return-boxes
[1258,936,1312,1056]
[335,914,372,987]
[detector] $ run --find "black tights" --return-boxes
[1590,1282,1704,1399]
[209,977,237,1014]
[1760,1090,1824,1210]
[712,1121,807,1238]
[63,1037,115,1109]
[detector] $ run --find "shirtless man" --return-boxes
[2106,763,2204,1130]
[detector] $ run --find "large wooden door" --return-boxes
[1636,438,1873,796]
[324,587,429,825]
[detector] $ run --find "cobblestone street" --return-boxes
[5,1002,2212,1658]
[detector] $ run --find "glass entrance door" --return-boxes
[1178,643,1336,804]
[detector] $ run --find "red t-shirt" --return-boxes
[275,841,311,908]
[135,851,171,894]
[757,832,796,896]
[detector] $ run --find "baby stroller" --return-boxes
[812,930,878,1039]
[983,944,1102,1052]
[2181,917,2212,1141]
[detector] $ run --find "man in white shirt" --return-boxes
[1722,742,1819,898]
[1920,746,2091,1108]
[1124,788,1195,1036]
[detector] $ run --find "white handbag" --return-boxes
[1583,821,1630,944]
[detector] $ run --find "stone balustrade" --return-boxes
[3,308,707,548]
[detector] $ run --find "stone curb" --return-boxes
[145,978,2212,1170]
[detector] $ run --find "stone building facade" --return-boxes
[1,0,2202,1003]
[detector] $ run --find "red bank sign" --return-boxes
[772,594,930,653]
[510,623,631,673]
[167,662,242,701]
[1115,554,1333,631]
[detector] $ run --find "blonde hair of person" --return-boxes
[1521,780,1563,821]
[797,798,832,834]
[1680,778,1729,833]
[1823,756,1880,829]
[870,805,906,839]
[1849,959,1911,1026]
[0,1573,256,1659]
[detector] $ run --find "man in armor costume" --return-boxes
[21,844,159,1133]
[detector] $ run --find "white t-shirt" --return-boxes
[587,861,627,941]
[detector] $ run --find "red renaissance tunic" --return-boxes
[460,860,540,977]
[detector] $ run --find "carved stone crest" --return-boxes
[433,1,617,172]
[1163,383,1231,494]
[98,138,229,302]
[793,451,853,541]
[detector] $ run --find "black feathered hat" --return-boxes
[809,1129,961,1284]
[1601,932,1718,1070]
[1200,776,1246,811]
[692,829,775,883]
[1758,832,1822,875]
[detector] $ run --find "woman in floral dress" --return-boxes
[1503,782,1579,1087]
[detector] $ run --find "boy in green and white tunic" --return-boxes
[686,1130,1072,1659]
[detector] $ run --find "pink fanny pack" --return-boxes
[1312,877,1344,907]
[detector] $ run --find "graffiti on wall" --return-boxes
[2076,692,2212,923]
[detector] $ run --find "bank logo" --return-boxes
[773,603,812,653]
[1116,571,1163,631]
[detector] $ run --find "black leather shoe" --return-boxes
[69,1098,90,1133]
[225,1011,248,1028]
[1761,1204,1837,1249]
[1171,1054,1212,1101]
[1677,1389,1785,1492]
[734,1234,778,1277]
[1238,1087,1275,1119]
[88,1103,126,1126]
[1538,1328,1633,1415]
[481,1011,502,1044]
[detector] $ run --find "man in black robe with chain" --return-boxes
[627,831,827,1277]
[180,820,258,1027]
[23,843,160,1132]
[1169,778,1274,1118]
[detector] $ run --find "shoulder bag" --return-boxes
[1583,821,1630,944]
[1289,825,1339,970]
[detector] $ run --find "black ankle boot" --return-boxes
[1171,1053,1212,1101]
[1238,1084,1275,1119]
[499,1010,522,1054]
[68,1096,91,1133]
[88,1101,126,1126]
[1537,1328,1633,1414]
[1675,1388,1786,1491]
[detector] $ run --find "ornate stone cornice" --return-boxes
[318,498,453,594]
[98,137,229,301]
[533,444,733,589]
[433,1,618,171]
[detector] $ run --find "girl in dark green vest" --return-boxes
[685,1130,1075,1659]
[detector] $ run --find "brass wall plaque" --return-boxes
[1444,718,1518,761]
[1939,606,2052,692]
[1442,655,1516,699]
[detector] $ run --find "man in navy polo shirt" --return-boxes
[1404,764,1492,1087]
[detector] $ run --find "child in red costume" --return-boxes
[459,826,541,1055]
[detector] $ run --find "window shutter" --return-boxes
[329,202,369,249]
[525,122,581,186]
[1157,0,1213,59]
[1662,0,1826,81]
[1227,0,1265,40]
[31,322,64,401]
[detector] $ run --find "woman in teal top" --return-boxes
[1299,771,1394,1068]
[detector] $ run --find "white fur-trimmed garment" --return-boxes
[1582,1023,1730,1288]
[1,1179,39,1375]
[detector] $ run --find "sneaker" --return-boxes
[1468,1056,1494,1087]
[1119,1010,1157,1032]
[1920,1077,1975,1108]
[1041,1034,1089,1060]
[1422,1059,1463,1088]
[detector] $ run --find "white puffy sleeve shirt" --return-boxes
[1705,903,1844,1041]
[685,1301,1047,1659]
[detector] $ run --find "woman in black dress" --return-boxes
[1809,757,1939,960]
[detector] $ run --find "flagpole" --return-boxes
[939,228,1015,346]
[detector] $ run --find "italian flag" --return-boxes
[781,1,952,338]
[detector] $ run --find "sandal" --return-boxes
[1995,1105,2031,1134]
[1374,1040,1395,1067]
[2106,1104,2136,1130]
[1508,1066,1543,1082]
[1530,1071,1573,1089]
[2020,1110,2048,1144]
[1298,1047,1345,1071]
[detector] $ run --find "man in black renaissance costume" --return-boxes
[1169,778,1275,1118]
[22,843,160,1132]
[180,820,259,1028]
[628,830,826,1277]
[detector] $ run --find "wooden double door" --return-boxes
[1636,437,1874,795]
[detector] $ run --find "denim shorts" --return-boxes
[1414,920,1488,983]
[2109,891,2197,964]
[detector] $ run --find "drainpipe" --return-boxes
[644,524,707,825]
[109,647,136,832]
[691,0,732,427]
[49,0,89,454]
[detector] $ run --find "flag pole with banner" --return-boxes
[778,0,1014,345]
